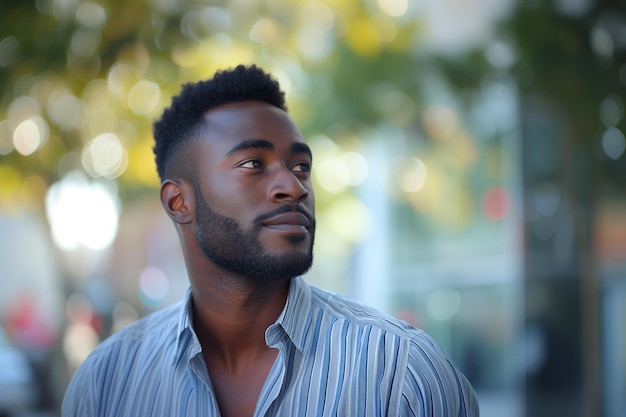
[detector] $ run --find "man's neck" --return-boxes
[188,275,290,417]
[191,276,290,368]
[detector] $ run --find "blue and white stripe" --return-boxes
[62,277,479,416]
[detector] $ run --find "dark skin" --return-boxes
[159,101,315,417]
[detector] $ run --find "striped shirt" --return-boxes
[62,277,479,416]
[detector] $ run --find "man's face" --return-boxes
[190,101,315,284]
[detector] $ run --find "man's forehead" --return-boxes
[199,101,300,134]
[201,100,284,119]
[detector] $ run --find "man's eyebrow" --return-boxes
[291,142,312,159]
[226,139,313,159]
[226,139,274,156]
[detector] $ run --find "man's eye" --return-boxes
[292,162,311,173]
[240,160,262,169]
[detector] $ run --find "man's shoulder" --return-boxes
[62,299,188,417]
[307,284,430,344]
[305,283,478,412]
[304,284,471,371]
[82,299,184,367]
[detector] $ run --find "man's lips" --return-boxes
[261,212,311,230]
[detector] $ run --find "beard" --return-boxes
[193,186,314,285]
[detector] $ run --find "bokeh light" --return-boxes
[422,104,460,140]
[45,171,120,251]
[81,132,128,178]
[482,186,511,221]
[599,93,624,128]
[399,157,428,193]
[602,127,626,160]
[311,135,370,194]
[377,0,408,18]
[139,266,171,305]
[0,36,19,67]
[426,288,462,321]
[63,293,100,371]
[13,117,49,156]
[532,182,561,217]
[107,62,140,95]
[70,26,101,57]
[47,88,84,130]
[590,26,614,59]
[75,1,107,27]
[293,3,336,61]
[127,80,161,116]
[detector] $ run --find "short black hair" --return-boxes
[152,64,287,182]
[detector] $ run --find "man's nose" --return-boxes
[268,166,309,204]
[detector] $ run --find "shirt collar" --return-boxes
[173,277,314,364]
[268,276,313,353]
[172,288,199,365]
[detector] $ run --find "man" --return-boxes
[62,65,479,416]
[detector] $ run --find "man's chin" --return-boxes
[253,254,313,283]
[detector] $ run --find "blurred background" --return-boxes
[0,0,625,416]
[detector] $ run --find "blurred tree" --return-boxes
[434,2,625,417]
[395,2,625,417]
[510,3,624,417]
[0,0,427,209]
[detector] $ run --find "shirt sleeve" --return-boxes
[61,358,98,417]
[61,336,121,417]
[399,335,480,417]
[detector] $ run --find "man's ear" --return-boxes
[160,179,193,224]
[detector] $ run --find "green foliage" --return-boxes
[0,0,624,210]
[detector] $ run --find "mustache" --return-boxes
[255,204,315,227]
